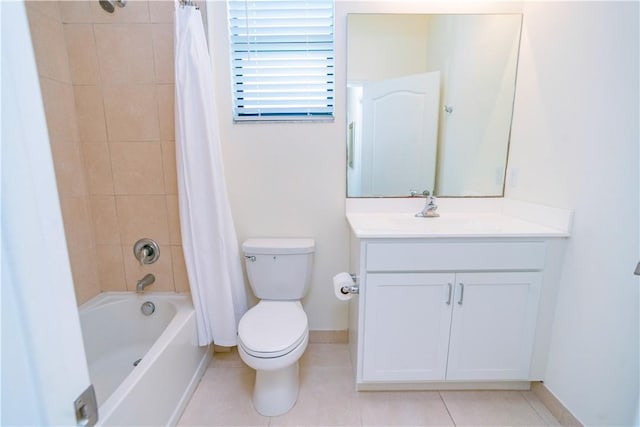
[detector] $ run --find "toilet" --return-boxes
[237,238,315,416]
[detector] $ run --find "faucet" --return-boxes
[136,273,155,293]
[412,190,439,218]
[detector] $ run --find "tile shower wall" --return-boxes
[28,1,189,303]
[26,1,100,304]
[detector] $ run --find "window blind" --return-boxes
[227,0,335,121]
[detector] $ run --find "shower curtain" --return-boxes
[174,3,247,347]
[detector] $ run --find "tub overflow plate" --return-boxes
[141,301,155,316]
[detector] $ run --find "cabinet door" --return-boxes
[446,272,541,380]
[362,273,454,381]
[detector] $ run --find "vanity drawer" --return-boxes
[365,241,546,272]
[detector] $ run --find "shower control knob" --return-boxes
[133,238,160,266]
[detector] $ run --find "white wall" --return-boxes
[347,14,430,82]
[208,1,640,423]
[207,0,523,331]
[208,1,349,330]
[428,14,520,196]
[507,2,639,425]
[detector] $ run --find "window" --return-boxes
[227,0,335,122]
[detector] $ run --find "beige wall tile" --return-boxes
[50,142,88,197]
[94,24,154,84]
[165,194,182,245]
[89,0,150,24]
[149,1,174,23]
[95,244,127,291]
[89,196,121,244]
[152,23,173,83]
[72,259,101,304]
[122,243,175,292]
[74,85,108,141]
[39,78,79,142]
[27,1,62,22]
[64,24,100,84]
[82,143,114,194]
[68,242,100,301]
[59,196,93,246]
[171,245,190,292]
[60,1,93,23]
[110,142,165,195]
[65,218,101,303]
[27,6,71,82]
[156,84,174,140]
[115,195,170,245]
[161,142,178,194]
[103,84,160,141]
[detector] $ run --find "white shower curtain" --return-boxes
[174,3,247,347]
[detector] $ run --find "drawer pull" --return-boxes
[446,283,453,305]
[457,283,465,305]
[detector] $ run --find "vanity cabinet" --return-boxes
[355,239,548,386]
[363,271,541,382]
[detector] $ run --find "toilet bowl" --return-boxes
[238,301,309,416]
[238,238,315,416]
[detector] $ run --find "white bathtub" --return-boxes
[79,292,210,426]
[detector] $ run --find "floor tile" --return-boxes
[440,390,549,426]
[210,346,245,369]
[269,367,361,426]
[359,391,454,426]
[178,365,269,426]
[178,344,561,427]
[299,343,352,370]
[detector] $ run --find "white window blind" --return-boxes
[227,0,335,121]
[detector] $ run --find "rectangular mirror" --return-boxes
[347,14,523,198]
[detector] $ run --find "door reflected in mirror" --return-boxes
[347,14,523,198]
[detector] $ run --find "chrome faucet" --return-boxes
[412,190,439,218]
[136,273,155,293]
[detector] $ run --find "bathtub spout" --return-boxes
[136,274,155,293]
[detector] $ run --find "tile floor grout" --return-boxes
[179,344,560,427]
[437,391,458,427]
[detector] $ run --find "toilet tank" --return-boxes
[242,238,315,300]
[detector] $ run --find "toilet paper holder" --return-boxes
[341,274,360,295]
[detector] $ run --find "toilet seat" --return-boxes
[238,301,308,358]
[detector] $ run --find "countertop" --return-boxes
[346,201,572,239]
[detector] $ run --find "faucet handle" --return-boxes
[133,238,160,265]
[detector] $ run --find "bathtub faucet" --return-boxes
[136,273,156,293]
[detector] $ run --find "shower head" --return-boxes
[99,0,126,14]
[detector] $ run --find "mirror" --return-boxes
[347,14,523,197]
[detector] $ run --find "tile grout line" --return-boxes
[438,392,457,427]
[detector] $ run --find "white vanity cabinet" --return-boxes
[363,271,542,382]
[350,238,558,388]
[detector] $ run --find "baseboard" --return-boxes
[309,330,348,343]
[531,381,583,426]
[358,381,531,391]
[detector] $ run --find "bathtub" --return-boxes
[79,292,210,426]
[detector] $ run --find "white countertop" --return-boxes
[346,198,572,239]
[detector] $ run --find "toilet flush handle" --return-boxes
[244,255,256,262]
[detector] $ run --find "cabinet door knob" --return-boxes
[457,283,465,305]
[446,283,453,305]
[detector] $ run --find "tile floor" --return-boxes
[178,343,560,426]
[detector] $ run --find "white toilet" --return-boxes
[237,238,315,416]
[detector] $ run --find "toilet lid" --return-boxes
[238,301,308,357]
